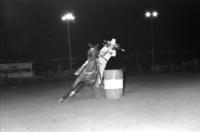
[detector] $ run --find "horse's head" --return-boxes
[87,43,99,60]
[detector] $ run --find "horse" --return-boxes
[58,44,99,103]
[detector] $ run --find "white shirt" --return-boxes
[99,46,116,61]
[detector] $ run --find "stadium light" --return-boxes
[61,12,75,70]
[145,10,159,72]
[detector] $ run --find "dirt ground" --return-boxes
[1,72,200,132]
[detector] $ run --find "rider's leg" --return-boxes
[96,59,107,87]
[95,75,101,88]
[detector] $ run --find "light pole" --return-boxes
[145,11,158,72]
[61,12,75,70]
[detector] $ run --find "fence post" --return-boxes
[0,72,3,86]
[48,71,51,81]
[139,64,142,74]
[169,63,174,72]
[182,62,186,71]
[18,69,21,85]
[193,59,199,71]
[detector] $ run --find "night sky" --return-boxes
[1,0,200,61]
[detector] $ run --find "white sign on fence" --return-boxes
[0,62,33,78]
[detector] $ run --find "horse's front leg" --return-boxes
[58,78,81,103]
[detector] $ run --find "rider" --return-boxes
[95,38,119,88]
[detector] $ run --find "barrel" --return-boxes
[103,69,123,99]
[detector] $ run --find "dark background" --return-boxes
[1,0,200,66]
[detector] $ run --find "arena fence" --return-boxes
[1,54,200,86]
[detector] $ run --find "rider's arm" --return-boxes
[111,49,116,57]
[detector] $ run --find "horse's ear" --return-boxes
[95,44,99,49]
[88,43,92,47]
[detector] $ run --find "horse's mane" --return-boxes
[87,44,99,60]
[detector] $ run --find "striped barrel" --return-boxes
[103,69,123,99]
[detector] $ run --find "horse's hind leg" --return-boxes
[58,78,81,103]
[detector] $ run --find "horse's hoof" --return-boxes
[58,98,64,103]
[69,91,76,97]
